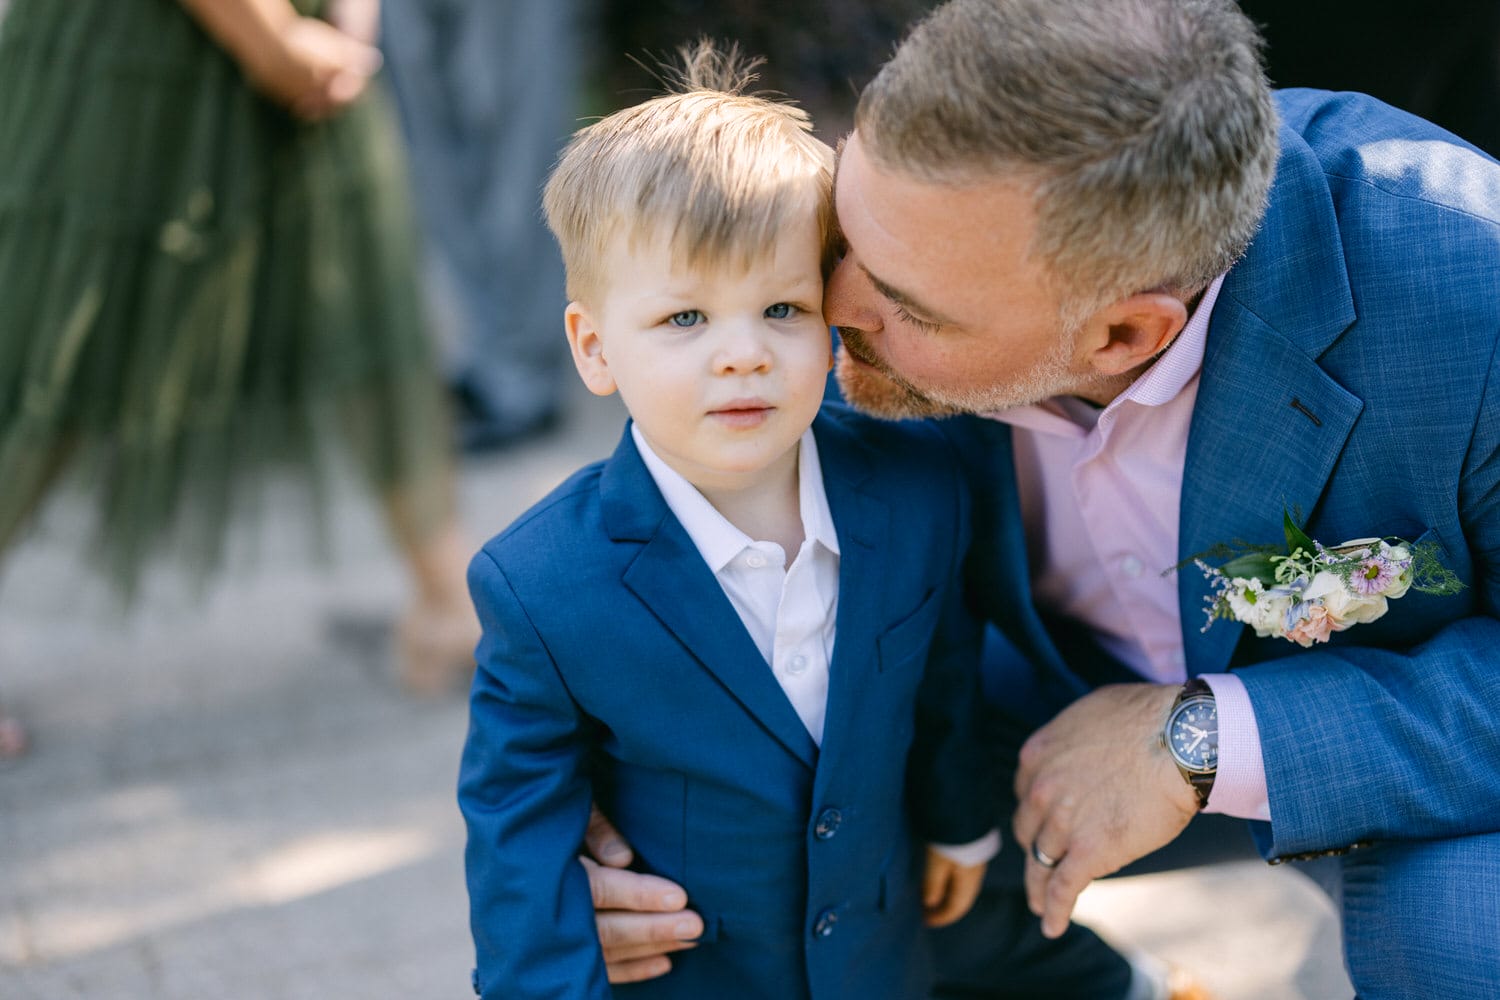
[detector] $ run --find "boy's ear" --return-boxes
[565,302,617,397]
[1076,292,1189,378]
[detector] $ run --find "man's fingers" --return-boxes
[595,911,704,956]
[600,937,699,963]
[1041,862,1088,938]
[605,955,675,985]
[585,804,635,868]
[582,857,688,913]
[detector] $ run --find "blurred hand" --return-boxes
[243,16,382,121]
[325,0,381,47]
[583,804,702,984]
[921,848,987,927]
[1011,683,1198,938]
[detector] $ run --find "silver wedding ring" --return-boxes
[1031,842,1061,869]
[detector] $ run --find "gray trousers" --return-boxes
[381,0,576,423]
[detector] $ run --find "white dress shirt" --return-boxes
[633,424,840,745]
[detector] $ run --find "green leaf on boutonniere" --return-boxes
[1221,551,1280,583]
[1283,509,1317,558]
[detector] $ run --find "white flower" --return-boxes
[1379,542,1414,599]
[1304,570,1389,627]
[1226,578,1297,638]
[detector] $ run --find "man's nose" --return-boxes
[822,256,881,334]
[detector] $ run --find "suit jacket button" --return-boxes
[813,909,839,938]
[814,808,843,840]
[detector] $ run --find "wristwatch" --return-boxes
[1161,677,1218,809]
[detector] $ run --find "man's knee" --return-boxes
[928,884,1133,1000]
[1340,833,1500,998]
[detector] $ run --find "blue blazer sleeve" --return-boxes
[458,550,610,1000]
[1242,334,1500,857]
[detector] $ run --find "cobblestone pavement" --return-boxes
[0,383,1353,999]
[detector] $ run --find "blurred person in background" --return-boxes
[0,0,479,758]
[381,0,580,453]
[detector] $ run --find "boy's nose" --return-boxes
[712,322,773,374]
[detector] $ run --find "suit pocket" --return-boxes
[877,587,940,673]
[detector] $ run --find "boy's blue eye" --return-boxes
[765,303,796,319]
[668,310,704,328]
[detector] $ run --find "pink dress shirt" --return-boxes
[986,275,1271,821]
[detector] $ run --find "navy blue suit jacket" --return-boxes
[459,404,994,999]
[944,89,1500,861]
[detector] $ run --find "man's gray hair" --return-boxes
[856,0,1279,314]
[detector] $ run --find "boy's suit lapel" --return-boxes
[1177,127,1363,675]
[809,415,888,778]
[600,429,819,770]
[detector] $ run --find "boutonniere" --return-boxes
[1193,512,1464,647]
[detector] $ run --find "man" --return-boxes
[584,0,1500,995]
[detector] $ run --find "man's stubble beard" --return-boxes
[834,325,1095,420]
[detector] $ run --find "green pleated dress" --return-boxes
[0,0,452,596]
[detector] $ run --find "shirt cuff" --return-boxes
[1200,673,1271,822]
[930,829,1002,867]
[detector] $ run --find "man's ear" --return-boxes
[1077,292,1189,378]
[565,302,617,397]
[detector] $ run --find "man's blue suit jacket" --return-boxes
[459,404,995,999]
[943,89,1500,862]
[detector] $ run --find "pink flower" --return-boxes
[1285,603,1336,647]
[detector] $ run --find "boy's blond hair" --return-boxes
[543,42,838,305]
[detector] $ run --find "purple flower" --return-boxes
[1350,556,1396,595]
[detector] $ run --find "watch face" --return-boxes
[1167,695,1218,773]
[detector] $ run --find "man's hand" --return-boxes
[583,805,703,984]
[1011,683,1200,939]
[921,848,987,927]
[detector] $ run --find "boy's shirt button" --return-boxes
[745,551,769,569]
[786,653,809,675]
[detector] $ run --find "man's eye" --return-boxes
[893,303,940,333]
[764,302,796,320]
[668,310,704,328]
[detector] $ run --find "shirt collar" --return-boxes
[1114,272,1224,409]
[631,424,839,573]
[986,272,1226,434]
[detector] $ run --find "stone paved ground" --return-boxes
[0,382,1353,999]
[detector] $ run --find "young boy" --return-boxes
[458,45,998,999]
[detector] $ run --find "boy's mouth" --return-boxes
[709,399,774,428]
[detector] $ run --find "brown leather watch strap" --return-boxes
[1172,678,1215,809]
